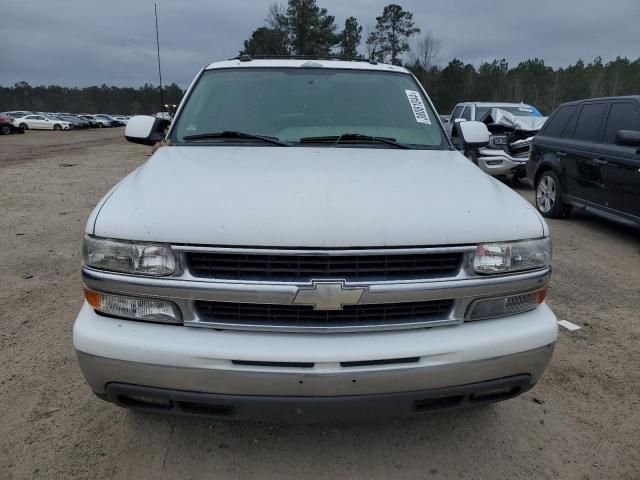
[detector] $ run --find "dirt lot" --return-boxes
[1,129,638,480]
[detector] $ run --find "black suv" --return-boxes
[526,96,640,228]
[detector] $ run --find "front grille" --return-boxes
[194,299,454,329]
[186,251,463,281]
[510,144,531,157]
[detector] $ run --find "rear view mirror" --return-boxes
[125,115,170,146]
[453,120,490,149]
[615,130,640,147]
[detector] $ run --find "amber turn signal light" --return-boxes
[536,287,548,304]
[84,289,101,308]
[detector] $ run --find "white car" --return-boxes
[12,114,72,131]
[112,116,129,125]
[154,111,172,121]
[80,114,111,127]
[74,58,557,422]
[445,102,547,178]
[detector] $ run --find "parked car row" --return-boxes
[443,96,640,229]
[0,111,132,132]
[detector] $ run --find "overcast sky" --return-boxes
[2,0,639,87]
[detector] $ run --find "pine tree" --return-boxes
[241,27,288,56]
[338,17,362,58]
[285,0,338,56]
[371,4,420,65]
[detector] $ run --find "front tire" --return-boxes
[53,124,62,131]
[1,125,11,135]
[535,170,571,218]
[19,123,28,130]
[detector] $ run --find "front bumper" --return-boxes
[477,148,528,177]
[74,302,557,417]
[100,374,536,421]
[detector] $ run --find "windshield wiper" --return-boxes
[299,133,412,149]
[182,131,291,146]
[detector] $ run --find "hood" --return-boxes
[482,108,547,132]
[90,146,546,247]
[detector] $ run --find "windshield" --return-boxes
[171,68,445,149]
[475,105,542,119]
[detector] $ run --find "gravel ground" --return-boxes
[0,129,638,480]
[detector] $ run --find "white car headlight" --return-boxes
[473,237,551,274]
[83,235,176,276]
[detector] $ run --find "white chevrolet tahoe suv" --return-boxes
[74,58,557,421]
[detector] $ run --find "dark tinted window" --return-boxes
[604,103,640,144]
[561,108,579,138]
[542,105,576,137]
[451,106,463,119]
[573,103,607,142]
[461,107,472,120]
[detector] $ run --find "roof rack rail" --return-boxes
[230,54,376,63]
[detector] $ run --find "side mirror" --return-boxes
[452,120,490,149]
[615,130,640,147]
[125,115,170,146]
[453,118,466,124]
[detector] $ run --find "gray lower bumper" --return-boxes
[77,343,554,398]
[101,375,535,422]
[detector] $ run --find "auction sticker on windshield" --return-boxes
[405,90,431,125]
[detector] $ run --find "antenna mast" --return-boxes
[154,4,165,115]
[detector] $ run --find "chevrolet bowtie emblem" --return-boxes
[292,281,366,310]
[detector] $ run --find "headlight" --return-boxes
[84,289,181,323]
[473,237,551,274]
[83,235,176,276]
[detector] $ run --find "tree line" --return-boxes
[1,1,638,116]
[240,1,640,114]
[0,82,184,115]
[417,56,640,115]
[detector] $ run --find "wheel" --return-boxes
[98,123,103,128]
[53,124,62,131]
[19,123,28,130]
[535,170,571,218]
[1,125,11,135]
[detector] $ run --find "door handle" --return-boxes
[556,151,567,157]
[591,158,608,166]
